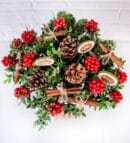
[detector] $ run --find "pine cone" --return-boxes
[59,36,77,59]
[65,63,86,84]
[28,69,46,89]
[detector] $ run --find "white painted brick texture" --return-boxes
[0,0,130,42]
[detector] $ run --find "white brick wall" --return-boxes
[0,0,130,42]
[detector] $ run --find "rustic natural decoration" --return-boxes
[65,63,86,84]
[59,36,77,59]
[46,86,82,97]
[28,69,46,89]
[1,11,127,130]
[99,43,124,67]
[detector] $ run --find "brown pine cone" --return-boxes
[28,69,46,89]
[65,63,86,84]
[59,36,77,59]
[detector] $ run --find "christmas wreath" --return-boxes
[1,11,128,129]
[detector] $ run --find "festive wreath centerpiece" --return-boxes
[1,11,128,129]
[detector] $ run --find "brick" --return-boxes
[65,0,130,2]
[100,31,130,41]
[32,10,54,24]
[32,0,67,10]
[0,1,129,41]
[0,1,32,11]
[0,10,52,24]
[99,24,130,32]
[3,31,21,40]
[119,10,130,24]
[29,24,43,34]
[0,32,5,41]
[0,41,10,56]
[67,1,130,9]
[0,24,29,32]
[69,10,119,24]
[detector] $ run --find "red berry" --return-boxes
[48,101,63,116]
[12,38,22,48]
[50,109,57,116]
[14,85,30,98]
[84,55,100,71]
[21,30,35,44]
[23,52,37,67]
[116,70,128,84]
[50,102,56,107]
[1,55,17,67]
[84,19,98,32]
[53,17,67,31]
[55,104,61,109]
[88,79,105,94]
[109,91,123,104]
[56,108,62,114]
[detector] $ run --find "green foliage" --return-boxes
[57,11,76,27]
[4,66,15,83]
[34,109,51,130]
[75,19,88,35]
[63,103,86,118]
[45,66,62,87]
[97,100,116,110]
[20,89,52,109]
[4,73,14,84]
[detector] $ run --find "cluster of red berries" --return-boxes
[84,19,98,32]
[53,17,67,31]
[45,102,63,116]
[109,91,123,104]
[12,38,23,48]
[21,30,35,44]
[23,52,38,67]
[14,85,30,98]
[88,79,105,94]
[1,55,17,67]
[116,70,127,84]
[84,55,100,71]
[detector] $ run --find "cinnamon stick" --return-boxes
[46,87,82,94]
[46,87,82,97]
[36,31,64,42]
[36,36,44,42]
[46,91,82,97]
[54,31,65,37]
[99,44,124,67]
[13,53,22,83]
[67,97,98,107]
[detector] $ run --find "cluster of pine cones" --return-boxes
[28,36,86,89]
[60,36,86,84]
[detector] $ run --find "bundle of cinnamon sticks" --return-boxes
[46,87,98,107]
[45,86,82,97]
[99,44,124,67]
